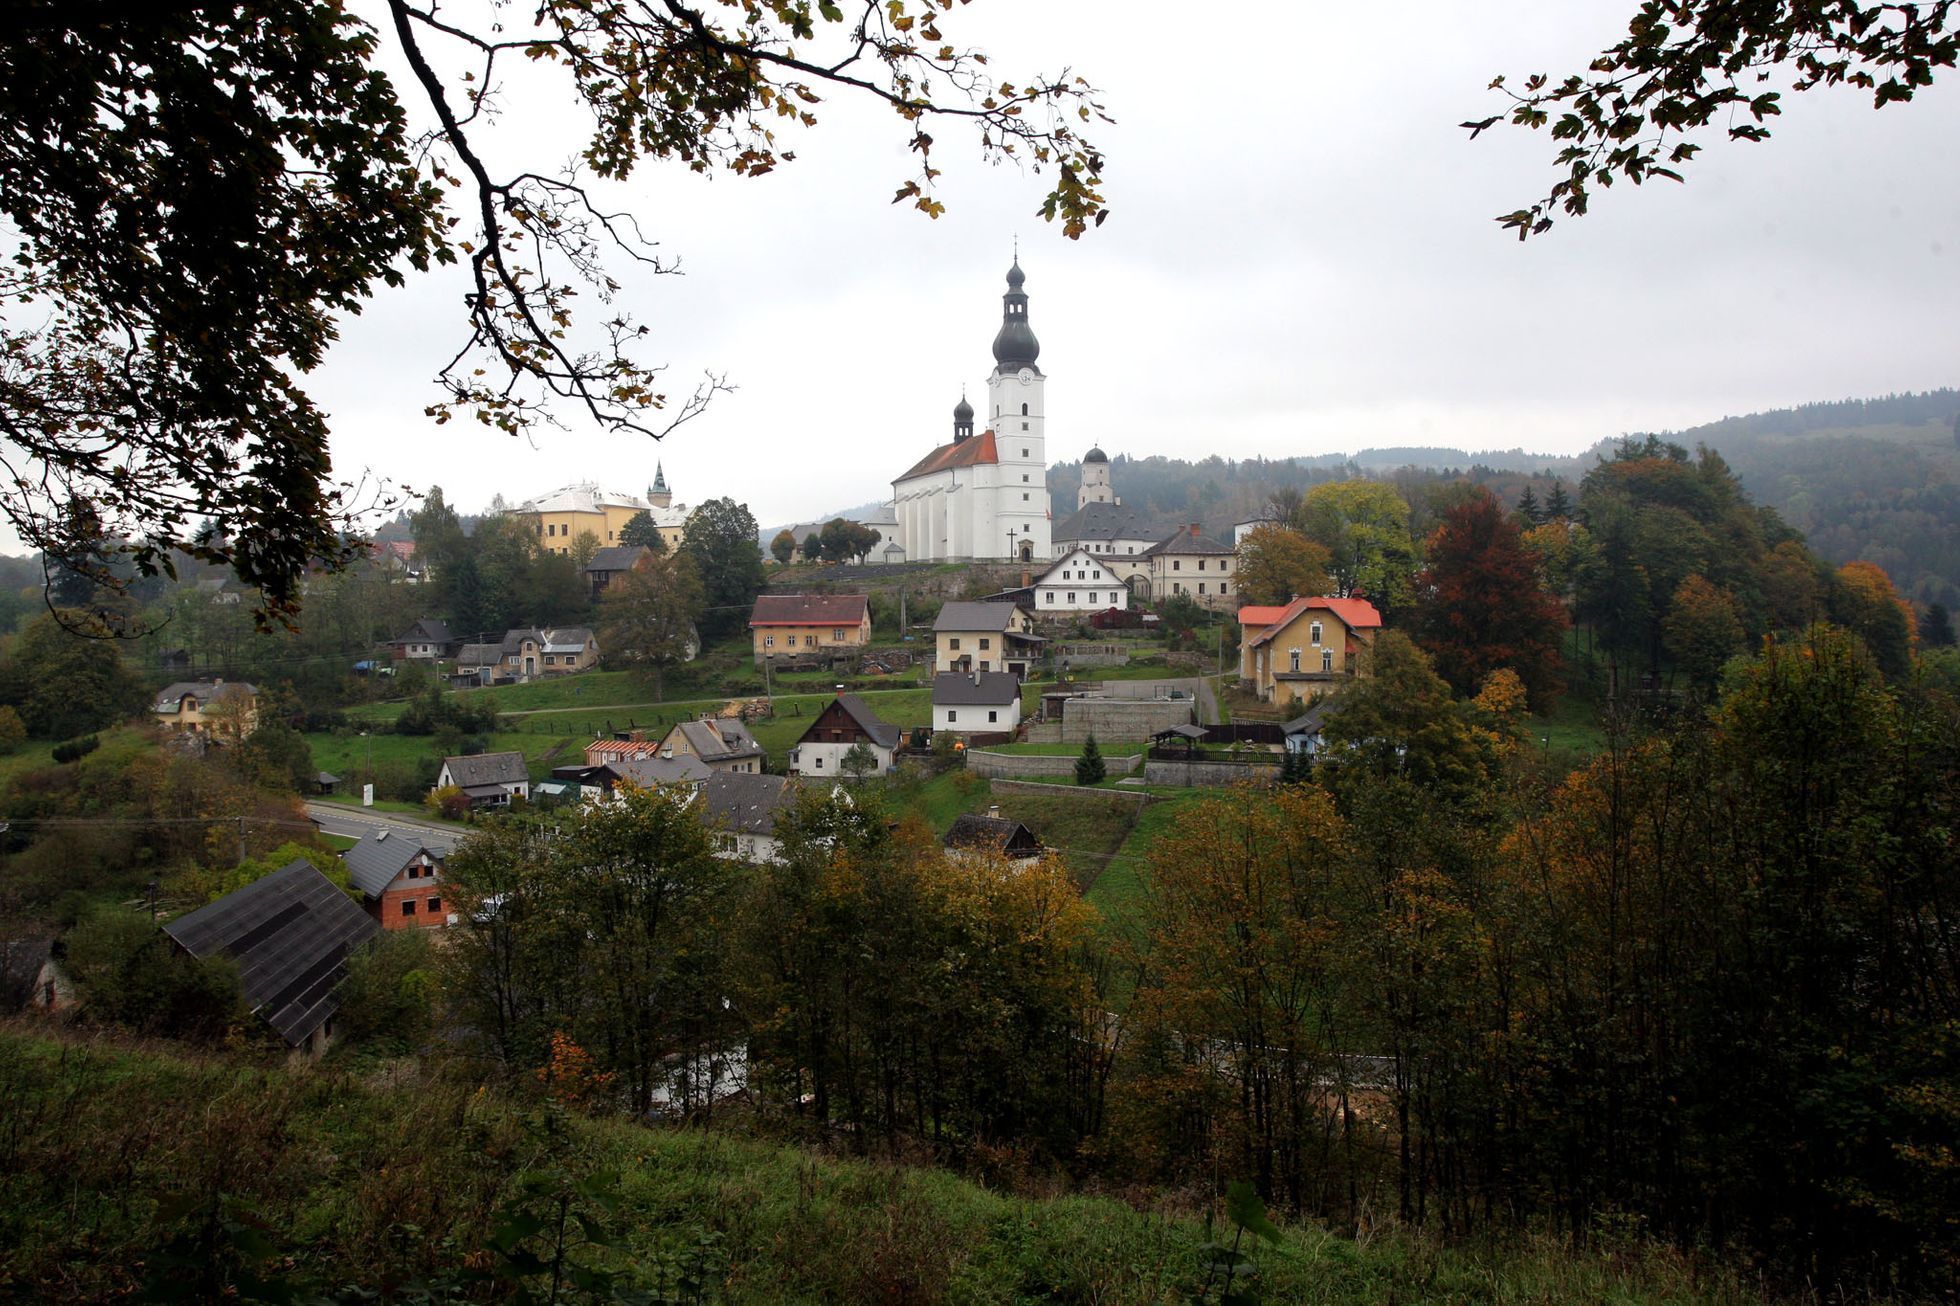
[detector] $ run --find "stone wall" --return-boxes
[987,778,1159,806]
[1141,758,1281,787]
[1061,696,1195,743]
[967,750,1144,780]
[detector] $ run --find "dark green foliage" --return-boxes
[0,613,148,738]
[682,498,767,639]
[1921,601,1956,647]
[50,735,100,765]
[334,929,436,1053]
[1075,732,1107,785]
[769,529,796,564]
[63,911,246,1043]
[619,510,666,551]
[393,682,499,736]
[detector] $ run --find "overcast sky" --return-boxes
[304,0,1960,531]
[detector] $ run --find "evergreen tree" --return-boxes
[1918,601,1955,648]
[1075,732,1107,785]
[619,511,666,552]
[1544,481,1572,521]
[1514,484,1543,525]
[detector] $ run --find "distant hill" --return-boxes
[1038,389,1959,606]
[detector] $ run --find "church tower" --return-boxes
[1078,446,1115,508]
[986,258,1049,561]
[646,461,672,510]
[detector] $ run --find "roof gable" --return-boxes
[895,430,1000,482]
[163,860,378,1046]
[932,670,1022,706]
[342,829,434,899]
[1036,549,1120,585]
[441,751,528,787]
[1246,596,1384,649]
[698,773,796,837]
[798,694,902,750]
[750,593,870,627]
[933,600,1030,633]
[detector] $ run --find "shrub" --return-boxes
[0,704,25,754]
[1075,733,1107,785]
[51,735,100,764]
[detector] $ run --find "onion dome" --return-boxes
[952,392,974,441]
[1084,446,1108,463]
[991,259,1041,370]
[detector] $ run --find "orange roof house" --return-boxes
[1239,596,1383,706]
[748,593,873,664]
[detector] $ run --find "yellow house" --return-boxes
[1238,597,1382,706]
[153,680,259,738]
[520,474,689,556]
[748,593,873,663]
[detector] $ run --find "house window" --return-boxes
[1172,560,1180,570]
[401,900,417,917]
[947,710,958,722]
[987,710,998,722]
[1089,593,1097,604]
[980,638,991,650]
[1322,649,1334,673]
[814,756,823,768]
[1310,622,1322,644]
[833,628,845,641]
[428,896,442,912]
[1198,560,1207,570]
[1067,592,1076,603]
[950,637,961,649]
[765,636,774,649]
[1042,592,1053,603]
[786,634,797,647]
[1290,650,1301,672]
[1199,583,1207,595]
[1221,582,1230,594]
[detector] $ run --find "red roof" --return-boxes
[750,593,871,627]
[1246,595,1383,649]
[1237,605,1292,627]
[895,430,999,482]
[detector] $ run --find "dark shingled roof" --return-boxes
[395,618,454,645]
[152,680,258,713]
[606,754,714,787]
[585,545,652,574]
[1139,528,1236,558]
[697,772,796,838]
[1051,500,1174,545]
[944,813,1042,857]
[750,593,871,627]
[163,860,378,1047]
[932,670,1022,706]
[933,601,1029,633]
[834,694,902,750]
[341,828,435,900]
[670,717,763,762]
[442,751,528,788]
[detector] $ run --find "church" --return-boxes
[891,260,1054,563]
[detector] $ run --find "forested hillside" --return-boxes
[1050,389,1960,604]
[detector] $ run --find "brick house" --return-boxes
[342,829,450,929]
[748,593,872,664]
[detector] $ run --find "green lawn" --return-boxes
[892,772,1141,894]
[1084,794,1198,938]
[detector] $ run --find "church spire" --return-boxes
[991,254,1040,372]
[952,390,974,442]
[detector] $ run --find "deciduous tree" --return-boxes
[2,0,1110,618]
[1236,524,1333,606]
[1414,488,1567,707]
[1298,481,1418,616]
[683,498,766,639]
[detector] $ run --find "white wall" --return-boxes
[790,739,895,776]
[933,698,1022,734]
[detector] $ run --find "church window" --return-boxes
[1023,493,1029,501]
[1022,448,1029,457]
[1021,423,1028,431]
[1022,474,1029,482]
[1021,403,1028,416]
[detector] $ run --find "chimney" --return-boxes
[988,804,1002,820]
[1187,522,1201,537]
[971,670,981,686]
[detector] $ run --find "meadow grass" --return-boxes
[0,1028,1759,1305]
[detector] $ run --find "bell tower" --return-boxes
[985,256,1049,561]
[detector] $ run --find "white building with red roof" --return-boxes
[890,259,1053,564]
[1239,596,1385,706]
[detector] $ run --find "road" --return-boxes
[304,801,466,854]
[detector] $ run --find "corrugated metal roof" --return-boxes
[163,861,378,1047]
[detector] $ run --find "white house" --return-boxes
[1033,548,1130,614]
[789,694,903,777]
[932,670,1023,736]
[436,751,530,807]
[696,773,796,863]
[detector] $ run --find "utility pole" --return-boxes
[236,815,247,866]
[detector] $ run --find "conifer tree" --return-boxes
[1075,732,1107,785]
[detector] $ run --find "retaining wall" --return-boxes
[967,750,1145,780]
[987,778,1159,806]
[1142,758,1282,787]
[1061,697,1195,743]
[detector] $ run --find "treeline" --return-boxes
[421,620,1958,1295]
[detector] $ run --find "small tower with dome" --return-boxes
[646,462,672,510]
[1078,446,1117,509]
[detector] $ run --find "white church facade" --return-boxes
[891,261,1054,563]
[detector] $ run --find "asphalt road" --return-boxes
[304,801,465,854]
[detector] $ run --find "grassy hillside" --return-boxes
[0,1027,1755,1304]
